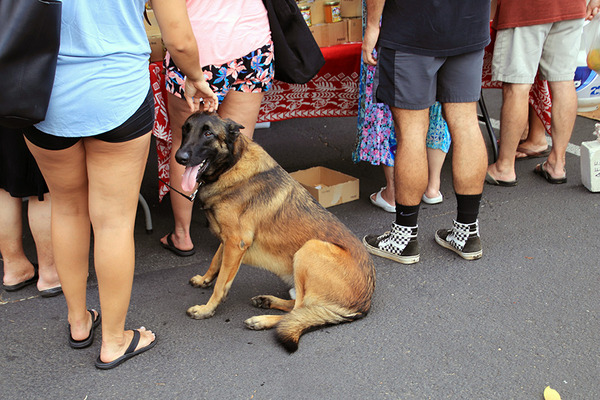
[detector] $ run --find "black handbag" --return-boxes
[0,0,62,129]
[262,0,325,84]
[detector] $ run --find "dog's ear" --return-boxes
[224,118,245,138]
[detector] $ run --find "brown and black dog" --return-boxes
[175,112,375,352]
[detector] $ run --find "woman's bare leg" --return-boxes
[25,139,93,340]
[0,189,36,286]
[160,93,195,252]
[84,133,155,362]
[424,148,447,199]
[370,165,396,206]
[218,91,265,139]
[27,193,60,291]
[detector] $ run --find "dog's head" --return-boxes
[175,112,245,190]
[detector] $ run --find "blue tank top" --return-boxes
[379,0,490,57]
[36,0,151,136]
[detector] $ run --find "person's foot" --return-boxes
[486,164,517,186]
[2,262,37,291]
[534,161,567,184]
[69,309,100,342]
[370,187,395,212]
[69,309,101,348]
[37,265,61,292]
[160,232,195,256]
[97,327,156,369]
[422,190,443,204]
[515,143,550,159]
[363,224,419,264]
[435,220,482,260]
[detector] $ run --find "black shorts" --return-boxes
[25,87,154,151]
[374,47,484,110]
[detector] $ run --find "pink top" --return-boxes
[183,0,271,67]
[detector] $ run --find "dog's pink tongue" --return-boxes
[181,165,201,192]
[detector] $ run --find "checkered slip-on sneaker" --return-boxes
[363,224,419,264]
[435,219,482,260]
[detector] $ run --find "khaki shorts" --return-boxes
[492,19,584,84]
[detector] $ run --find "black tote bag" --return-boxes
[0,0,62,129]
[263,0,325,84]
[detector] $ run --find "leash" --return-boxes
[158,178,199,202]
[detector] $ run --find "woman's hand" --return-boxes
[184,78,218,113]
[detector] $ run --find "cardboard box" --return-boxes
[310,22,347,47]
[345,17,362,42]
[144,9,165,62]
[340,0,362,17]
[290,166,359,208]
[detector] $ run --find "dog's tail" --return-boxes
[275,304,362,353]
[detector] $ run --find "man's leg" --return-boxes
[536,80,577,180]
[363,107,429,265]
[391,107,430,207]
[434,101,486,260]
[533,18,582,181]
[515,105,549,158]
[486,83,531,183]
[444,102,487,195]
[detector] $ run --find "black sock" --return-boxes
[456,193,482,224]
[395,203,420,227]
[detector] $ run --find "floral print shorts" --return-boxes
[164,41,274,103]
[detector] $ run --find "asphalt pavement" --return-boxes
[1,88,599,400]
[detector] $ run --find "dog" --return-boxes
[175,112,375,352]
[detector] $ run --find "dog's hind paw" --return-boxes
[189,275,213,288]
[244,315,282,330]
[186,305,215,319]
[250,295,272,309]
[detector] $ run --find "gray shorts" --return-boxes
[374,47,484,110]
[492,19,583,83]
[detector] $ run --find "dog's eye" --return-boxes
[203,127,213,138]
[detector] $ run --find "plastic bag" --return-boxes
[584,13,600,71]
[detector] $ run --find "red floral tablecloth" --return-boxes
[149,62,171,201]
[257,42,362,122]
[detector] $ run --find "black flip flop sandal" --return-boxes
[160,233,195,257]
[69,309,101,349]
[95,329,157,370]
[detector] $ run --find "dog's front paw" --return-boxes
[186,304,215,319]
[189,275,213,288]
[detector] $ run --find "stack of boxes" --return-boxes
[296,0,362,47]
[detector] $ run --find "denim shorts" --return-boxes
[374,47,484,110]
[25,86,154,151]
